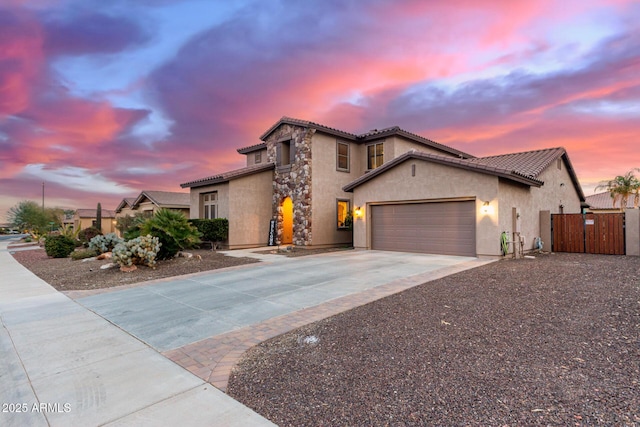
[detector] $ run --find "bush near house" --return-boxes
[112,235,161,268]
[140,209,201,259]
[189,219,229,248]
[44,235,76,258]
[89,233,124,254]
[79,227,102,246]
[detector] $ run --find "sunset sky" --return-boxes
[1,0,639,222]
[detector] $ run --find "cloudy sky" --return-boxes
[1,0,639,222]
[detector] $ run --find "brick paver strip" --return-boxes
[162,260,485,392]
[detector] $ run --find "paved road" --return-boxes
[77,250,478,352]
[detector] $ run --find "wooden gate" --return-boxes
[552,213,625,255]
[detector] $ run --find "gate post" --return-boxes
[625,209,640,256]
[539,210,551,252]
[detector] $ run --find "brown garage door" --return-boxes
[371,201,476,256]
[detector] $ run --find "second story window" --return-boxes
[277,140,293,167]
[337,141,349,172]
[367,142,384,169]
[255,151,262,164]
[202,192,218,219]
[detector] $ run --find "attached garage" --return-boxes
[370,200,476,256]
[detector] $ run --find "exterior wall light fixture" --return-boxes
[354,206,363,218]
[481,201,492,215]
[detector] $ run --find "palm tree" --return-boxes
[595,169,640,210]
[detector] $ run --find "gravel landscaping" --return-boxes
[227,253,640,426]
[10,248,259,291]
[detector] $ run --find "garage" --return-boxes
[371,200,476,256]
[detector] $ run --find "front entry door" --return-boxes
[281,197,293,244]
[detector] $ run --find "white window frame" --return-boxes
[202,192,218,219]
[367,142,384,170]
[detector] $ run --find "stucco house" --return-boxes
[72,209,117,233]
[114,191,190,218]
[181,116,584,256]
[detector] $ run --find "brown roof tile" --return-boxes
[75,209,116,218]
[181,162,275,188]
[343,150,543,192]
[466,147,565,179]
[586,191,637,209]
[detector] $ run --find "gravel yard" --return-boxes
[10,248,259,291]
[227,253,640,426]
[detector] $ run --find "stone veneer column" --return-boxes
[266,124,314,246]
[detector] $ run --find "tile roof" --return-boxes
[237,142,267,154]
[115,197,136,212]
[466,147,565,179]
[75,209,116,218]
[343,150,544,192]
[258,116,474,158]
[134,191,190,208]
[259,116,357,141]
[181,162,275,188]
[586,191,637,209]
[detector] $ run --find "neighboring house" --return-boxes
[114,191,190,218]
[585,191,637,213]
[72,209,116,233]
[181,116,585,256]
[114,198,137,217]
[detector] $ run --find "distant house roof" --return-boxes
[76,209,116,218]
[133,191,190,209]
[343,150,545,192]
[115,197,137,213]
[249,116,474,159]
[180,162,275,189]
[586,191,637,209]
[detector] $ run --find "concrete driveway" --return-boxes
[77,250,483,352]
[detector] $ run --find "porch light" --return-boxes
[354,206,363,218]
[481,201,492,215]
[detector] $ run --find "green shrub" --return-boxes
[189,219,229,244]
[71,248,99,260]
[140,209,201,259]
[79,227,102,245]
[112,235,160,268]
[44,235,76,258]
[89,233,124,254]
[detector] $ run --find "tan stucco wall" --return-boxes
[387,135,460,159]
[311,133,358,246]
[625,209,640,256]
[245,148,268,167]
[227,170,273,248]
[351,158,501,256]
[74,217,116,234]
[189,183,230,220]
[115,206,135,218]
[497,157,582,253]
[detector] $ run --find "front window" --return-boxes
[337,141,349,171]
[337,199,351,229]
[367,142,384,169]
[202,192,218,219]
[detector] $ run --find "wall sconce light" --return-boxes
[354,206,363,218]
[481,201,493,215]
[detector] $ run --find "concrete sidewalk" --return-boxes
[0,240,275,427]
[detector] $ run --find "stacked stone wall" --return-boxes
[266,124,313,245]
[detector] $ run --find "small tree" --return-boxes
[596,169,640,210]
[96,202,102,232]
[7,201,63,235]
